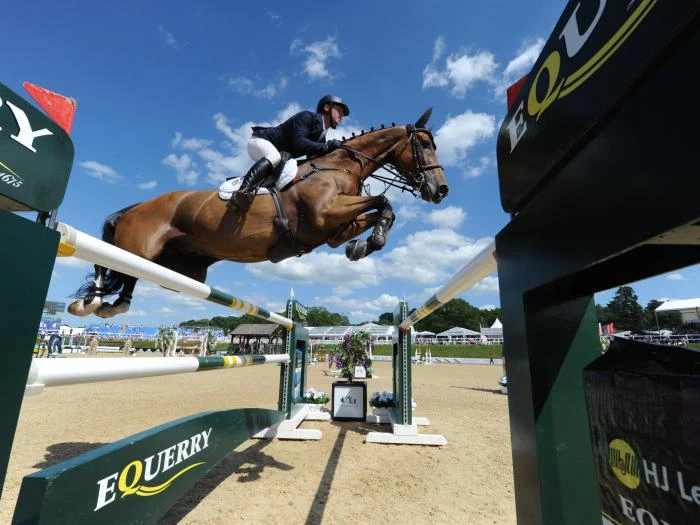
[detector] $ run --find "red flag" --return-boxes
[23,82,77,134]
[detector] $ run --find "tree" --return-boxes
[479,307,502,328]
[306,306,349,326]
[606,286,644,332]
[414,298,481,334]
[644,300,683,331]
[377,312,394,325]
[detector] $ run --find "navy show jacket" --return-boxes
[252,111,330,158]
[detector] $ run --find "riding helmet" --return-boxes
[316,95,350,116]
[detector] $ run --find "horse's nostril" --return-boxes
[439,185,448,196]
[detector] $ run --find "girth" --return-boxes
[266,187,313,263]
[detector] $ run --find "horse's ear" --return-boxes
[415,107,433,128]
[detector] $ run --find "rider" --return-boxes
[227,94,350,213]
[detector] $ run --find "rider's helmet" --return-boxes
[316,95,350,116]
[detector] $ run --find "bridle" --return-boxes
[339,125,442,198]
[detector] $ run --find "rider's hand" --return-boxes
[326,139,342,151]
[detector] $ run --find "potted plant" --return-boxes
[369,390,395,417]
[302,388,329,405]
[328,331,373,381]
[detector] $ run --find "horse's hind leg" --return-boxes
[67,265,106,316]
[94,204,176,318]
[94,276,136,318]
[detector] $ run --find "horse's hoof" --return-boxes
[67,298,102,317]
[94,302,130,318]
[345,240,367,261]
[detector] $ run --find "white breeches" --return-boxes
[248,137,282,167]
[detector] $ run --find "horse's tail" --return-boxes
[72,204,142,299]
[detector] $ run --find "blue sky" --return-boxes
[8,0,697,327]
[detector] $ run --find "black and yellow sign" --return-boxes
[496,0,699,213]
[584,339,700,524]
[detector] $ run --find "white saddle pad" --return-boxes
[218,159,298,200]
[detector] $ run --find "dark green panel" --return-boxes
[496,15,700,525]
[0,210,58,501]
[0,83,74,212]
[12,408,283,525]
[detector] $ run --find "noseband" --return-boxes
[403,124,442,193]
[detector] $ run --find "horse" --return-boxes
[68,108,448,318]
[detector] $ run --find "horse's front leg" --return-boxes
[307,194,394,260]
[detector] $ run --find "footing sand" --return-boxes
[0,358,515,524]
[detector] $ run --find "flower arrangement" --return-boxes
[369,390,395,408]
[328,330,374,381]
[303,388,329,405]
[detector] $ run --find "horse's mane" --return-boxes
[338,123,402,145]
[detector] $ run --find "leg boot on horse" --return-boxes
[227,157,274,213]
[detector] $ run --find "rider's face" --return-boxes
[329,104,344,129]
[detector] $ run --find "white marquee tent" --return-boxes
[655,299,700,323]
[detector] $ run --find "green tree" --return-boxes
[414,298,481,334]
[596,304,613,324]
[479,307,502,328]
[377,312,394,325]
[306,306,349,326]
[644,300,683,331]
[606,286,644,332]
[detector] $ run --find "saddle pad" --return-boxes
[218,159,297,201]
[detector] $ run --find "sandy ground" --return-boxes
[0,356,515,525]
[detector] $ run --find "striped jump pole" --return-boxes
[24,354,290,395]
[367,240,498,446]
[56,222,293,329]
[399,239,497,331]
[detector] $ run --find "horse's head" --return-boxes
[393,108,448,204]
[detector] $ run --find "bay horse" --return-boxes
[68,108,448,318]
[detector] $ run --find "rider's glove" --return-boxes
[326,139,342,151]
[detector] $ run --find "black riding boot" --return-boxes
[228,158,274,213]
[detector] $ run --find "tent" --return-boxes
[655,299,700,323]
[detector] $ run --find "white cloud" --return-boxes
[426,206,467,229]
[480,304,497,311]
[667,273,685,281]
[315,292,400,315]
[160,307,175,315]
[247,251,380,287]
[464,156,494,179]
[423,39,498,98]
[138,180,158,190]
[495,38,545,99]
[224,74,287,99]
[171,133,212,150]
[163,153,199,186]
[266,10,282,26]
[158,26,178,49]
[291,36,341,79]
[379,229,495,285]
[435,111,496,167]
[472,275,500,294]
[80,161,122,183]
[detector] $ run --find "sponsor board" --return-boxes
[496,0,699,213]
[0,82,74,212]
[584,340,700,524]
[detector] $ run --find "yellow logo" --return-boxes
[608,438,640,489]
